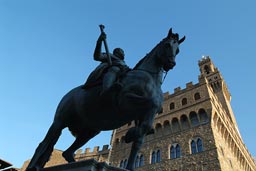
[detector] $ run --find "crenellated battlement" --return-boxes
[166,81,201,98]
[75,145,110,156]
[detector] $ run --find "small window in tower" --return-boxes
[204,65,210,74]
[170,102,175,110]
[181,98,187,105]
[151,151,156,164]
[194,92,201,100]
[191,140,197,154]
[139,155,144,167]
[120,160,124,168]
[135,155,139,168]
[156,150,161,162]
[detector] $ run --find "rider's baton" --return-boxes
[99,24,112,66]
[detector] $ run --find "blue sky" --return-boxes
[0,0,255,168]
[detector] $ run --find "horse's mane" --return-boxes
[133,38,167,70]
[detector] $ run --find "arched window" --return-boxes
[135,155,139,168]
[163,120,170,128]
[171,118,180,132]
[170,146,175,159]
[176,144,181,158]
[180,115,190,130]
[120,160,124,168]
[197,138,203,152]
[170,144,181,159]
[189,112,199,126]
[139,155,144,167]
[191,140,197,154]
[191,138,204,154]
[194,92,201,100]
[151,151,156,164]
[182,98,187,105]
[156,150,161,163]
[155,123,162,131]
[198,109,208,123]
[124,159,128,168]
[170,102,175,110]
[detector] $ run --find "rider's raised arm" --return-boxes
[93,33,107,62]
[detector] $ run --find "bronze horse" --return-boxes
[26,28,185,171]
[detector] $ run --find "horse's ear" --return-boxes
[167,28,173,38]
[178,36,186,44]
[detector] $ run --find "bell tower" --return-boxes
[198,56,240,134]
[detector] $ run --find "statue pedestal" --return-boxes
[42,159,128,171]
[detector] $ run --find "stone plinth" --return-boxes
[42,159,128,171]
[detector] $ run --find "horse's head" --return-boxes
[158,28,185,71]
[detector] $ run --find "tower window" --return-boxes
[170,102,175,110]
[151,151,156,164]
[194,92,201,100]
[190,138,204,154]
[204,65,210,74]
[135,155,139,168]
[139,155,144,167]
[170,144,181,159]
[181,98,187,105]
[156,150,161,162]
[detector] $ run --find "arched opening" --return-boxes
[182,98,187,105]
[151,151,156,164]
[163,120,170,128]
[180,115,190,130]
[194,92,201,100]
[198,108,209,123]
[189,111,199,126]
[156,150,161,162]
[155,123,162,132]
[139,155,144,167]
[135,155,139,168]
[171,118,180,132]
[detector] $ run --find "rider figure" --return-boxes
[83,32,130,95]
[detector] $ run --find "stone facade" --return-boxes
[109,56,256,171]
[21,56,256,171]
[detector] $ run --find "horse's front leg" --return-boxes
[126,110,157,170]
[126,134,145,171]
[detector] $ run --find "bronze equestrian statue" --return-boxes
[26,26,185,171]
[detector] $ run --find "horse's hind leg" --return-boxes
[26,120,64,171]
[62,129,100,162]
